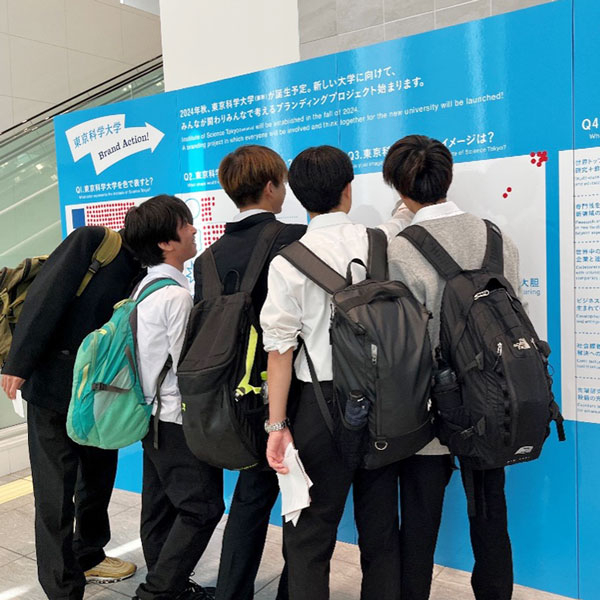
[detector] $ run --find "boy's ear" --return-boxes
[158,240,173,254]
[338,182,352,212]
[264,180,274,197]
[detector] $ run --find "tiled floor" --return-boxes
[0,468,575,600]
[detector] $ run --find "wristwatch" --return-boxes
[264,418,290,433]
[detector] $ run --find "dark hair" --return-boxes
[123,194,192,266]
[382,135,453,204]
[218,145,287,208]
[288,145,354,213]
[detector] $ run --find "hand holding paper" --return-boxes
[277,442,313,527]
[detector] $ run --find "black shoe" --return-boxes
[175,580,216,600]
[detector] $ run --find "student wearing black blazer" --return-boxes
[193,145,305,600]
[1,226,142,600]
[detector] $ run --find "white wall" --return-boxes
[0,0,162,132]
[159,0,300,92]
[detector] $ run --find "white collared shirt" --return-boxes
[260,208,412,382]
[411,200,464,225]
[133,263,193,424]
[230,208,270,222]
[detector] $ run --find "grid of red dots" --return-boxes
[202,223,226,247]
[200,196,216,222]
[85,200,135,229]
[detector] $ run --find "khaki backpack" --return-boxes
[0,227,122,366]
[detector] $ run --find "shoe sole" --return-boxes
[85,571,136,584]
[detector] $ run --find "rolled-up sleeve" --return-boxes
[377,201,414,240]
[260,256,302,355]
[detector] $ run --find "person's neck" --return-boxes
[239,201,272,214]
[161,257,184,272]
[405,197,446,214]
[308,207,347,220]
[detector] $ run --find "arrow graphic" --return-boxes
[65,115,165,175]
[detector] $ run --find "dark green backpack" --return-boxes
[0,228,122,366]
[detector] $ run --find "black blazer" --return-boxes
[193,212,306,311]
[3,226,144,413]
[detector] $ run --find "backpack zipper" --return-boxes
[371,344,378,365]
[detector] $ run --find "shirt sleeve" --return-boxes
[377,201,415,240]
[260,256,302,355]
[163,288,194,371]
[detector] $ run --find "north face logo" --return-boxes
[513,338,531,350]
[515,446,534,455]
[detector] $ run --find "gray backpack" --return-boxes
[279,228,434,470]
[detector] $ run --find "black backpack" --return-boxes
[279,228,434,470]
[400,220,566,472]
[177,220,285,470]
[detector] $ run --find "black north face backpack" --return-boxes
[400,220,566,472]
[177,220,285,470]
[279,228,434,470]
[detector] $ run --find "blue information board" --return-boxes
[53,1,597,596]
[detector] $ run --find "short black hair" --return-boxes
[288,145,354,213]
[123,194,192,266]
[382,135,453,205]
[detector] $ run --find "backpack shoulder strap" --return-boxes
[367,228,388,281]
[278,241,347,295]
[482,219,504,274]
[136,277,181,303]
[239,220,286,294]
[399,224,462,281]
[76,227,122,297]
[198,248,222,300]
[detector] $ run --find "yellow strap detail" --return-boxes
[235,325,261,396]
[76,228,122,297]
[78,364,89,399]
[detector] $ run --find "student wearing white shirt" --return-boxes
[123,195,224,600]
[261,146,411,600]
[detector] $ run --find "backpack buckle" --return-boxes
[374,440,388,451]
[88,259,102,275]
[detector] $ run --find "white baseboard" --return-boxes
[0,423,29,476]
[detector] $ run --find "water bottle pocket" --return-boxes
[343,390,370,429]
[431,380,462,411]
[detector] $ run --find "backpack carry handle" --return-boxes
[345,258,367,285]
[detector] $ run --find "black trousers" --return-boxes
[398,454,453,600]
[136,420,224,600]
[463,467,513,600]
[215,468,288,600]
[398,455,512,600]
[284,383,401,600]
[27,402,117,600]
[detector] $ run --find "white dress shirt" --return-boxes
[133,263,193,424]
[260,206,412,382]
[230,208,270,222]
